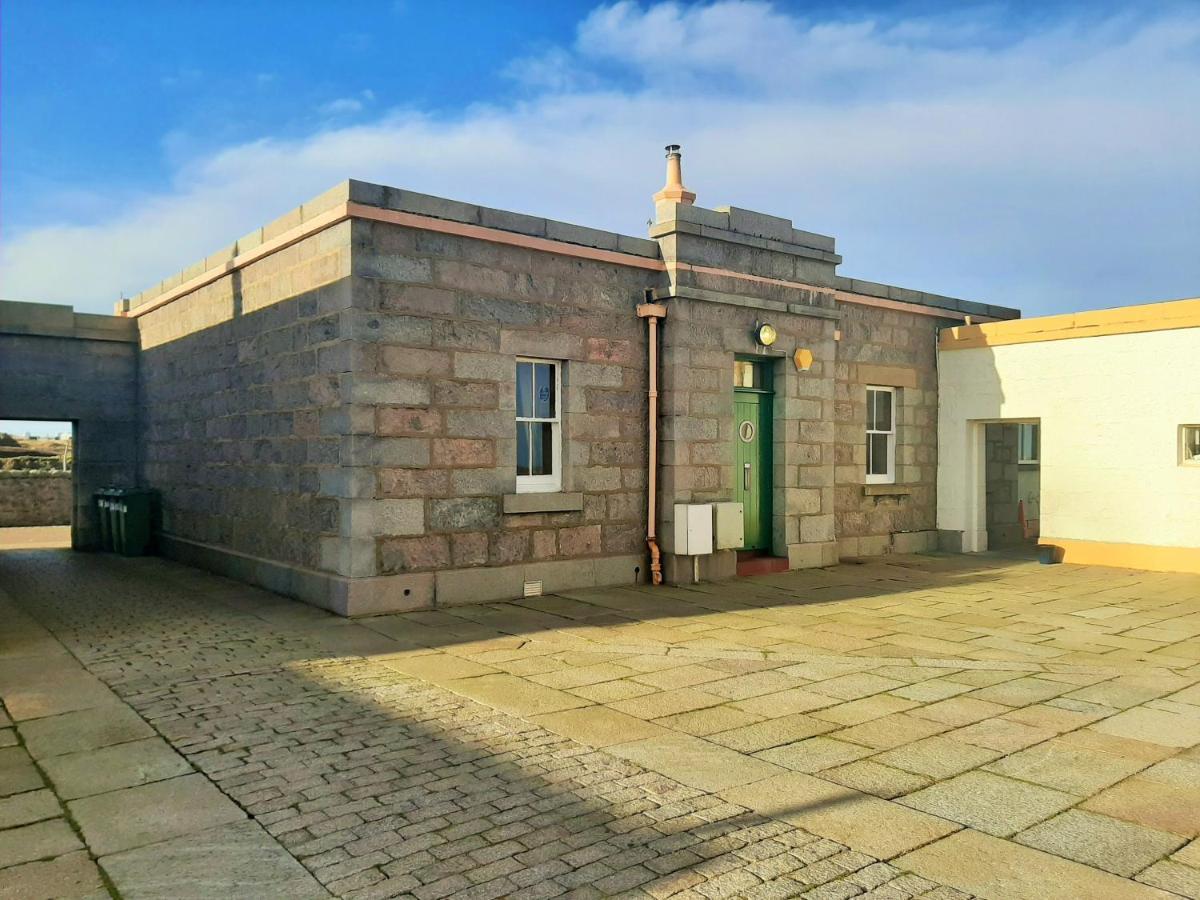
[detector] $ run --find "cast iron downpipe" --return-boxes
[637,297,667,585]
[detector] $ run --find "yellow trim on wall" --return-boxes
[940,297,1200,350]
[1042,537,1200,575]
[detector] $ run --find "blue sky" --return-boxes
[2,0,1198,352]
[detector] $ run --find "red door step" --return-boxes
[736,554,790,577]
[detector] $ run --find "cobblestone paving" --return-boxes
[0,551,979,899]
[3,551,1200,898]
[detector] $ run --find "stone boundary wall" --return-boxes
[0,300,138,548]
[0,474,72,527]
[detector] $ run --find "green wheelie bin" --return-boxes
[95,488,120,551]
[112,488,156,556]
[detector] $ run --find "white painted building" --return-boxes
[937,297,1200,574]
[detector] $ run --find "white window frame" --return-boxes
[515,358,562,493]
[1018,423,1040,464]
[1181,425,1200,467]
[865,386,896,485]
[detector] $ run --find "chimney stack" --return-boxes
[653,145,696,207]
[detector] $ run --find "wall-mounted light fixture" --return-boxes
[753,322,777,347]
[793,348,814,371]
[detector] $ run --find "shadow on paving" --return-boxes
[358,551,1049,660]
[0,549,958,900]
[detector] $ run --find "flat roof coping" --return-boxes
[123,177,1013,323]
[836,276,1018,320]
[940,295,1200,349]
[0,299,138,342]
[127,179,661,310]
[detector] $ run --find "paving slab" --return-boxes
[631,663,726,689]
[702,670,804,700]
[100,820,330,899]
[822,760,931,799]
[948,716,1057,752]
[41,736,192,799]
[0,673,119,722]
[608,687,726,719]
[1131,755,1200,788]
[1002,702,1106,732]
[606,733,784,792]
[908,696,1011,727]
[1138,859,1200,896]
[968,676,1072,706]
[0,788,60,830]
[731,688,841,717]
[1015,809,1186,877]
[68,773,245,856]
[377,652,498,682]
[1091,706,1200,748]
[720,772,959,859]
[810,694,919,726]
[806,673,905,701]
[18,703,153,758]
[756,737,875,773]
[889,678,974,702]
[1066,677,1187,710]
[830,713,949,750]
[1173,837,1200,867]
[983,739,1149,794]
[707,713,837,752]
[442,673,590,716]
[655,704,763,735]
[897,828,1176,900]
[900,770,1077,837]
[0,746,43,798]
[1054,727,1177,763]
[528,706,667,747]
[569,678,656,702]
[1082,776,1200,835]
[0,850,107,899]
[0,817,83,869]
[873,735,1003,779]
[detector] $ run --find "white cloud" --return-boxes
[3,2,1198,316]
[318,97,366,117]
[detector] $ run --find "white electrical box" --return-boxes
[712,502,744,550]
[674,503,714,555]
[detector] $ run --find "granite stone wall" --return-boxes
[340,217,661,606]
[137,222,352,576]
[652,206,843,578]
[0,474,72,527]
[833,303,945,558]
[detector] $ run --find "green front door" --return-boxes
[734,360,773,551]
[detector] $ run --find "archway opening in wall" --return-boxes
[0,420,74,550]
[983,420,1041,555]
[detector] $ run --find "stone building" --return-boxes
[15,149,1018,615]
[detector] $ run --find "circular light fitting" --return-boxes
[754,323,778,347]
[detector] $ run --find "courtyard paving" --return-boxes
[1,549,1199,898]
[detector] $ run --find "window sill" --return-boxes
[503,492,584,514]
[863,484,913,497]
